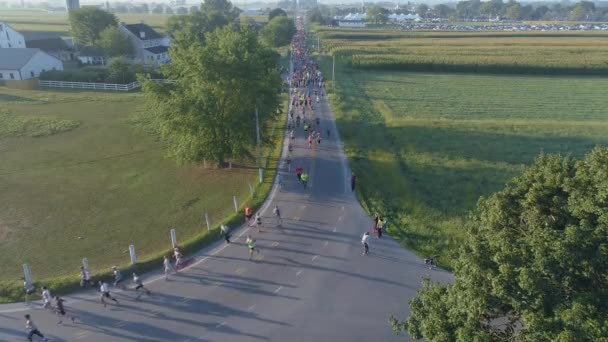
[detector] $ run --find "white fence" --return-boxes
[38,79,176,92]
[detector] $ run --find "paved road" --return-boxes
[0,70,452,342]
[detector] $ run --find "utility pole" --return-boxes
[255,107,263,183]
[332,54,335,93]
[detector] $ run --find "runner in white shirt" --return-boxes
[99,281,119,307]
[163,255,174,281]
[41,287,52,309]
[361,232,370,255]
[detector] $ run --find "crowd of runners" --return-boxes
[19,16,389,341]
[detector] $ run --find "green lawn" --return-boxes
[320,58,608,266]
[0,88,260,280]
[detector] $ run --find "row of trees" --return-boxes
[68,8,134,57]
[312,1,607,22]
[142,0,293,165]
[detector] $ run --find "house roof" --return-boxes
[78,45,105,57]
[0,48,42,70]
[26,38,72,52]
[122,23,163,41]
[145,46,169,54]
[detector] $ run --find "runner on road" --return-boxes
[255,212,263,232]
[133,272,151,299]
[54,296,76,324]
[163,255,174,281]
[41,286,52,310]
[246,235,259,260]
[221,224,231,244]
[362,232,370,255]
[113,266,126,289]
[99,281,119,307]
[25,314,49,342]
[273,205,282,226]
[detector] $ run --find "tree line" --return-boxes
[311,1,608,23]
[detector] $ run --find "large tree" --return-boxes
[391,147,608,341]
[167,0,241,43]
[268,8,287,21]
[69,7,118,46]
[140,26,282,165]
[260,16,295,48]
[367,5,389,24]
[98,26,134,58]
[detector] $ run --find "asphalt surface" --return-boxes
[0,67,453,342]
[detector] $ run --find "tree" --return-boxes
[165,7,174,15]
[434,4,453,18]
[570,1,595,21]
[506,3,522,20]
[269,8,287,21]
[531,5,549,20]
[176,7,188,14]
[307,7,324,23]
[367,5,389,24]
[416,4,429,18]
[391,147,608,341]
[69,7,118,46]
[167,0,241,43]
[152,5,164,14]
[260,16,295,47]
[106,57,140,84]
[98,26,134,57]
[140,26,282,165]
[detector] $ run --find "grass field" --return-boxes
[315,28,608,75]
[319,56,608,267]
[0,88,270,281]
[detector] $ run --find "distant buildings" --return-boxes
[66,0,80,12]
[0,22,26,48]
[118,22,171,66]
[0,48,63,80]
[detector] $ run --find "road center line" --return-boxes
[332,228,337,232]
[248,304,256,311]
[215,321,227,328]
[180,296,192,304]
[296,270,303,276]
[271,241,279,247]
[274,286,283,293]
[312,255,318,261]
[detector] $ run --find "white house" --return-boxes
[118,22,171,66]
[0,22,26,48]
[0,48,63,80]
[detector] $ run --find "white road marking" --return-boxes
[312,255,318,261]
[274,286,283,293]
[74,331,90,339]
[180,296,192,304]
[332,228,337,232]
[338,216,342,221]
[324,241,329,247]
[114,321,129,327]
[215,321,227,328]
[296,270,303,276]
[271,241,280,247]
[342,206,345,210]
[248,304,256,311]
[299,205,307,210]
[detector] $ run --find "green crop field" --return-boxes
[316,27,608,75]
[318,55,608,267]
[0,88,275,281]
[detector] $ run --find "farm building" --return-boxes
[0,22,26,49]
[26,37,77,62]
[119,22,171,66]
[0,48,63,80]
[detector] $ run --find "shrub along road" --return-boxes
[0,62,451,341]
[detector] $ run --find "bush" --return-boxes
[39,63,164,84]
[40,68,108,83]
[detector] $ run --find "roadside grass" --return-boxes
[0,87,287,302]
[318,55,608,268]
